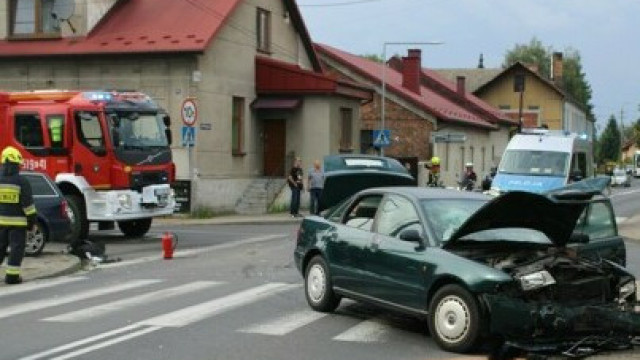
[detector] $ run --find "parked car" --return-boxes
[294,160,637,355]
[611,168,631,187]
[22,171,73,256]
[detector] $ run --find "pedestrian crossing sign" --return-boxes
[372,129,391,147]
[182,126,196,147]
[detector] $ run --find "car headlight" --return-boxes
[118,194,132,209]
[518,270,556,291]
[619,281,636,300]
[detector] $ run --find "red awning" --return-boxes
[251,98,302,110]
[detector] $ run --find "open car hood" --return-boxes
[319,155,415,211]
[445,190,591,248]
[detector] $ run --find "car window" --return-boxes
[344,195,383,231]
[575,201,616,240]
[374,195,421,238]
[23,174,57,197]
[421,199,486,243]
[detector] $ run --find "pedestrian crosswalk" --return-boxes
[5,276,428,360]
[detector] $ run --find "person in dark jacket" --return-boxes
[0,146,37,284]
[287,157,304,217]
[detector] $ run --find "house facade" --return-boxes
[317,44,515,187]
[436,54,594,138]
[0,0,370,213]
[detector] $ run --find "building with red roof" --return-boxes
[0,0,371,214]
[316,43,513,186]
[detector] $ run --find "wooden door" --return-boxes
[263,120,286,176]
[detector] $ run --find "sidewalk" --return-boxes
[0,242,81,288]
[151,212,304,227]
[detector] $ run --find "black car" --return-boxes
[22,172,72,256]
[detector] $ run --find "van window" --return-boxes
[570,153,587,178]
[15,113,44,148]
[499,150,568,177]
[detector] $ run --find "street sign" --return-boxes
[182,126,196,147]
[181,98,198,126]
[431,132,466,143]
[373,129,391,147]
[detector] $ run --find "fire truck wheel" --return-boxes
[118,218,153,238]
[66,195,89,241]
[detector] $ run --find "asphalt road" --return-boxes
[3,179,640,360]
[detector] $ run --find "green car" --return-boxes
[294,155,638,354]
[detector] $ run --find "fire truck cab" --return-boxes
[0,90,176,240]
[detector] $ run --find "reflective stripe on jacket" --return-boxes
[0,168,36,227]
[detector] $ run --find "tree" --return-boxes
[361,54,383,63]
[503,39,595,120]
[598,115,621,163]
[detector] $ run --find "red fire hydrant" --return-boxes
[162,232,177,259]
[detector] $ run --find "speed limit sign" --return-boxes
[181,98,198,127]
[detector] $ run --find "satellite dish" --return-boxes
[52,0,75,20]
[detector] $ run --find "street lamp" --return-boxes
[380,41,443,156]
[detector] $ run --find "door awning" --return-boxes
[251,97,302,110]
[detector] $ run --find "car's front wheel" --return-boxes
[25,221,47,257]
[305,255,341,312]
[428,284,482,353]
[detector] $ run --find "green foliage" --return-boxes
[633,119,640,148]
[268,202,288,214]
[190,206,216,218]
[361,53,383,63]
[504,38,551,79]
[503,38,594,120]
[598,115,621,163]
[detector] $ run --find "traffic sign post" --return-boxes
[373,129,391,148]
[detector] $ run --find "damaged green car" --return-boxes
[293,156,639,354]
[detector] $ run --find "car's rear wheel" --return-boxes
[118,218,152,238]
[25,221,47,257]
[305,255,341,312]
[428,284,482,353]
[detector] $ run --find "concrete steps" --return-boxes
[235,178,286,215]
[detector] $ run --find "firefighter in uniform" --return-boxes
[0,146,36,285]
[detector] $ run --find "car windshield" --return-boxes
[420,199,486,243]
[112,113,168,148]
[499,150,569,177]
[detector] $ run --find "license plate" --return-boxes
[155,188,170,196]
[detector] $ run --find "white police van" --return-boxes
[491,129,593,194]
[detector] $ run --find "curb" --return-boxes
[32,255,82,281]
[151,217,303,227]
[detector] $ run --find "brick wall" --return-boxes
[361,94,434,160]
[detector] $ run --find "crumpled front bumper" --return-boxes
[484,294,640,355]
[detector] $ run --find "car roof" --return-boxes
[359,186,491,201]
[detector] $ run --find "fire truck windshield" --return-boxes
[112,112,169,149]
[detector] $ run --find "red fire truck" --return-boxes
[0,90,176,240]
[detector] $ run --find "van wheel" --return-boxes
[66,195,88,241]
[118,218,152,237]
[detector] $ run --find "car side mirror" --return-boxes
[165,129,172,146]
[163,114,171,127]
[569,232,590,244]
[399,229,423,243]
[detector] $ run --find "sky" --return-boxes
[298,0,640,133]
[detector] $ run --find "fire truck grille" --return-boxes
[131,171,169,191]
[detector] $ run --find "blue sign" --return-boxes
[182,126,196,147]
[373,129,391,147]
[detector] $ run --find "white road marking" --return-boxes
[100,234,288,269]
[43,281,222,322]
[0,276,86,298]
[333,318,388,343]
[610,188,640,198]
[49,326,163,360]
[0,279,160,319]
[238,309,327,335]
[18,324,145,360]
[140,282,299,327]
[21,282,300,360]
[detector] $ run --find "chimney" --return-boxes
[401,49,421,94]
[456,76,466,96]
[552,52,563,87]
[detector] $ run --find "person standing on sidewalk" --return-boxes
[307,159,324,215]
[288,157,304,217]
[0,146,37,285]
